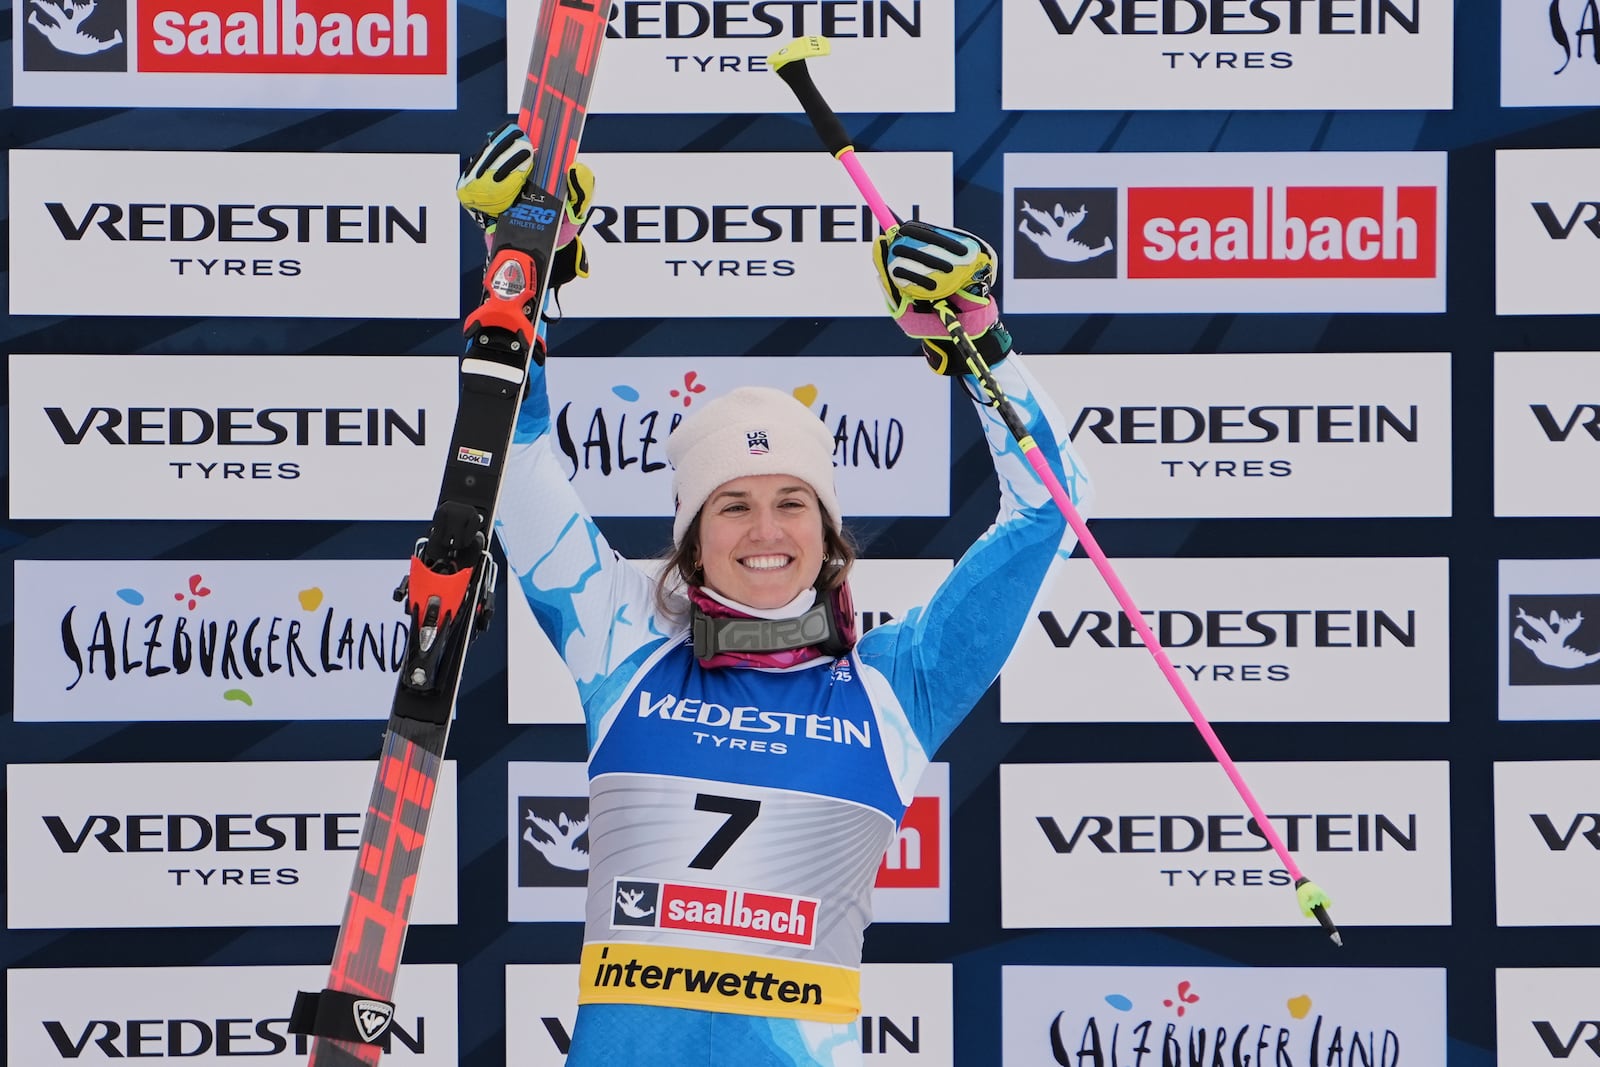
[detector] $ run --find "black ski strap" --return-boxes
[288,988,396,1046]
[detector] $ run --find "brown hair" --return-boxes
[653,504,858,620]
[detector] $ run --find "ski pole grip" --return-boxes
[774,61,853,157]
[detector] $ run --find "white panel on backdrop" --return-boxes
[1497,969,1600,1063]
[506,963,952,1066]
[1494,761,1600,926]
[1502,0,1600,107]
[552,153,951,318]
[541,356,950,518]
[1002,556,1450,724]
[1495,352,1600,517]
[8,354,455,520]
[1002,0,1452,111]
[8,151,460,317]
[14,559,409,722]
[7,761,457,928]
[870,760,949,923]
[1002,965,1446,1067]
[13,0,456,108]
[508,0,952,115]
[508,761,592,922]
[7,964,457,1063]
[1498,559,1600,720]
[1496,149,1600,314]
[509,761,950,923]
[507,557,952,725]
[1003,153,1447,314]
[1000,761,1452,928]
[1027,352,1452,518]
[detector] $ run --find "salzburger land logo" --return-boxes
[610,877,820,947]
[1003,965,1445,1067]
[552,376,909,481]
[14,560,426,723]
[544,355,950,518]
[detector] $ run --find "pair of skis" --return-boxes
[288,2,608,1063]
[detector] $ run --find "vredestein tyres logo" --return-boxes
[8,354,456,520]
[1494,761,1600,926]
[1000,762,1452,928]
[509,0,953,115]
[1003,0,1452,111]
[1025,352,1452,519]
[1494,353,1600,517]
[7,964,455,1061]
[6,761,458,929]
[1497,969,1600,1062]
[9,152,460,318]
[1004,556,1449,724]
[548,153,953,319]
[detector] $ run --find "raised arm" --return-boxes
[460,127,671,739]
[854,221,1093,755]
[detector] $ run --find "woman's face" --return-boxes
[695,474,827,610]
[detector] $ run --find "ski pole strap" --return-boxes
[288,988,397,1046]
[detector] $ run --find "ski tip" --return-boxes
[769,35,830,72]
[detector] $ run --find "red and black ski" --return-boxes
[288,3,608,1064]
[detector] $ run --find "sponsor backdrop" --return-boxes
[4,0,1595,1065]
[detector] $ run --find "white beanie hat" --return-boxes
[666,386,841,546]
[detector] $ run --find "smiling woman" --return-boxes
[467,129,1094,1067]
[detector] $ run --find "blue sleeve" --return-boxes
[494,359,675,746]
[855,355,1092,756]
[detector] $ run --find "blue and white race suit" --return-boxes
[497,356,1091,1067]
